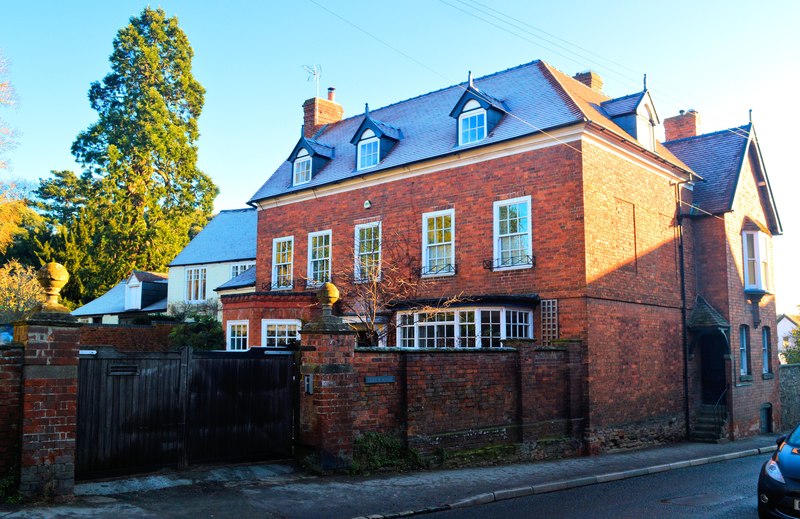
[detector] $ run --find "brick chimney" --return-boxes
[303,87,344,138]
[664,109,701,141]
[573,71,603,92]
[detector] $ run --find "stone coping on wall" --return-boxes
[80,322,176,329]
[355,346,518,353]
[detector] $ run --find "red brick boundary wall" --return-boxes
[79,323,176,352]
[349,340,585,456]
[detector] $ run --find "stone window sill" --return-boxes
[739,374,753,383]
[762,372,774,380]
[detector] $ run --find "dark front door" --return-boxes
[700,335,727,404]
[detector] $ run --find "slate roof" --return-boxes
[250,59,693,204]
[71,283,168,317]
[169,208,257,267]
[664,125,751,215]
[215,265,256,291]
[600,91,645,117]
[688,296,730,330]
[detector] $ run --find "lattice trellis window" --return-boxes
[540,299,559,345]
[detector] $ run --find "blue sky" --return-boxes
[2,1,799,312]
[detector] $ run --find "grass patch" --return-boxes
[0,468,22,504]
[350,432,422,475]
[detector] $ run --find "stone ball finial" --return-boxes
[317,282,340,307]
[36,262,71,313]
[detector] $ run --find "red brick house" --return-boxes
[222,59,782,455]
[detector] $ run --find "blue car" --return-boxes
[759,427,800,518]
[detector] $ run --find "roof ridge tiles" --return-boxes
[664,123,751,145]
[320,59,545,131]
[601,91,645,105]
[218,207,257,214]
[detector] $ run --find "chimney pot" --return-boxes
[327,87,336,102]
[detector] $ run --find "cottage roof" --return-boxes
[128,270,167,283]
[169,208,257,267]
[250,59,693,205]
[71,282,168,317]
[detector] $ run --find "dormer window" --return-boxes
[349,111,401,171]
[459,99,486,145]
[357,129,380,170]
[293,149,312,185]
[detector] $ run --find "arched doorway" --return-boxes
[699,333,727,404]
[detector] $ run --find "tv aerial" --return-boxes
[303,64,322,98]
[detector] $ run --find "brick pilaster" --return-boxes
[298,329,356,470]
[15,316,81,498]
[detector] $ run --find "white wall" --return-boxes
[168,262,254,320]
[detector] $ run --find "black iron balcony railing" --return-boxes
[482,255,535,270]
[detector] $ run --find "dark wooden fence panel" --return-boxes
[77,350,183,480]
[77,347,294,480]
[188,349,294,463]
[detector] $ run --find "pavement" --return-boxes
[0,434,781,519]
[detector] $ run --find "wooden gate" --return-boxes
[76,347,295,480]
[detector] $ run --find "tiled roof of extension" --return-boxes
[169,208,257,267]
[688,296,730,330]
[250,59,693,204]
[664,125,751,215]
[216,265,256,291]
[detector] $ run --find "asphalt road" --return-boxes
[430,453,770,518]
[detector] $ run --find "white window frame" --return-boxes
[762,326,772,375]
[740,325,750,376]
[354,221,381,282]
[271,236,294,290]
[395,307,533,349]
[493,195,533,271]
[421,209,455,277]
[742,230,769,291]
[307,230,332,287]
[357,129,380,171]
[458,99,487,146]
[261,319,301,348]
[227,320,249,351]
[230,262,255,279]
[293,149,312,186]
[185,267,207,303]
